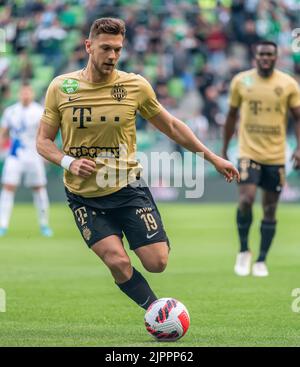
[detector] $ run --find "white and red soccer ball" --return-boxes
[144,298,190,341]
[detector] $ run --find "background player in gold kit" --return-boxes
[222,40,300,277]
[37,17,239,310]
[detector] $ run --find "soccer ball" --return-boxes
[144,298,190,341]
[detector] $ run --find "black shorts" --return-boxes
[66,183,169,250]
[238,158,285,193]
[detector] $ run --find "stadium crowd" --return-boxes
[1,0,300,140]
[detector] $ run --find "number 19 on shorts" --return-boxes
[141,213,158,231]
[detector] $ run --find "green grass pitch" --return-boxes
[0,203,299,346]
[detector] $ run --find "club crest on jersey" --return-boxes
[111,84,127,101]
[274,86,283,97]
[61,79,79,94]
[242,75,253,87]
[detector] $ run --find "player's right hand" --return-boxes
[212,156,240,183]
[69,158,96,178]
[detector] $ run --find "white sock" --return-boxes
[33,188,50,227]
[0,189,15,229]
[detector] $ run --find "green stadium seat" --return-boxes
[292,52,300,63]
[63,30,81,56]
[144,54,159,67]
[3,42,13,55]
[34,65,54,82]
[7,55,21,78]
[30,78,49,100]
[59,9,77,28]
[67,5,86,26]
[30,54,44,69]
[7,80,21,104]
[143,65,158,82]
[119,0,137,5]
[193,54,205,71]
[167,78,185,99]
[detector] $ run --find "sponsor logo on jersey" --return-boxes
[74,206,88,226]
[69,146,120,159]
[72,107,91,128]
[245,123,281,135]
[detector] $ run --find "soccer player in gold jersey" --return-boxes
[37,18,239,311]
[223,40,300,277]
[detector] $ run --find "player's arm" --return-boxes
[222,106,239,160]
[222,74,241,160]
[36,121,96,178]
[290,106,300,169]
[148,107,240,183]
[0,127,9,149]
[0,108,11,148]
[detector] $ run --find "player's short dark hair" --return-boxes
[89,18,126,39]
[255,40,277,52]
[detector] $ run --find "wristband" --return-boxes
[60,155,76,171]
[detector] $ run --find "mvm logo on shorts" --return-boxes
[0,289,6,312]
[136,207,153,215]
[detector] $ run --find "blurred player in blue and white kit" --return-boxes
[0,83,53,237]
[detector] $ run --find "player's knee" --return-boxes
[156,257,168,273]
[3,184,17,192]
[144,256,168,273]
[31,186,45,192]
[263,203,277,220]
[240,195,255,210]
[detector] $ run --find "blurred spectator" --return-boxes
[19,52,34,80]
[67,36,88,72]
[187,111,209,142]
[202,85,221,137]
[1,0,300,140]
[34,18,67,69]
[240,19,261,59]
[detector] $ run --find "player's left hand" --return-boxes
[212,156,240,183]
[291,148,300,169]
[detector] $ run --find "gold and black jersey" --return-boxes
[229,68,300,165]
[42,69,162,197]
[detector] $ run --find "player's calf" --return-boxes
[104,253,133,283]
[91,236,157,309]
[91,238,132,283]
